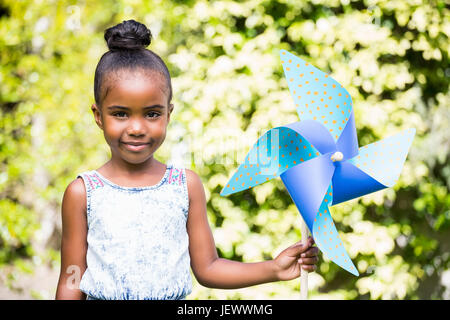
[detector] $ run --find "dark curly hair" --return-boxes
[94,19,172,108]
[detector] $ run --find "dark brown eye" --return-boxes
[147,111,160,118]
[113,111,127,118]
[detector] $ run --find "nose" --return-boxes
[126,117,146,136]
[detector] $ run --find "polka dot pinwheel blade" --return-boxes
[280,159,358,276]
[312,185,359,276]
[348,128,416,187]
[220,124,321,196]
[280,50,353,143]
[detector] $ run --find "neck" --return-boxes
[107,155,162,176]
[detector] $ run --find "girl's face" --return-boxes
[92,71,173,166]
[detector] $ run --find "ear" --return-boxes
[167,103,174,122]
[91,103,104,130]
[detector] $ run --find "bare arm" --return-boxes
[55,178,88,300]
[186,169,318,289]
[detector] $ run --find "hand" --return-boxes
[273,237,319,281]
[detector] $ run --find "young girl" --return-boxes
[55,19,319,300]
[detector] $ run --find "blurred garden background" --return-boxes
[0,0,449,299]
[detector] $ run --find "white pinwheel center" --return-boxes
[331,151,344,162]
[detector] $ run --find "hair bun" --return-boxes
[104,19,152,51]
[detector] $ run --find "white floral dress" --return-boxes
[77,164,192,300]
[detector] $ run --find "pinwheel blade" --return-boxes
[331,161,386,206]
[280,151,335,229]
[221,125,320,196]
[332,128,415,205]
[280,159,358,276]
[348,128,416,187]
[312,185,359,276]
[280,50,356,149]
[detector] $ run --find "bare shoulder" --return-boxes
[185,169,205,203]
[185,168,201,184]
[62,177,86,214]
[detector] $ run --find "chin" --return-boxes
[123,154,153,165]
[115,149,153,165]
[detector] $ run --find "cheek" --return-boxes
[152,122,169,146]
[102,119,124,142]
[153,117,168,134]
[156,123,167,136]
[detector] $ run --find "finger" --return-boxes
[284,242,306,257]
[291,240,303,248]
[302,236,314,248]
[297,256,319,265]
[286,236,317,256]
[285,239,303,251]
[302,237,314,250]
[285,242,309,257]
[301,265,317,272]
[300,246,320,258]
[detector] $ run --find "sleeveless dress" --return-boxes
[76,164,192,300]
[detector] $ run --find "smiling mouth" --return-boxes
[121,141,151,152]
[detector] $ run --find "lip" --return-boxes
[121,141,150,152]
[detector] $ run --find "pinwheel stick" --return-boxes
[299,215,310,300]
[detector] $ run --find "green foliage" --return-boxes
[0,0,448,299]
[0,199,38,264]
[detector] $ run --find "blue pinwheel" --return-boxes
[220,49,415,276]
